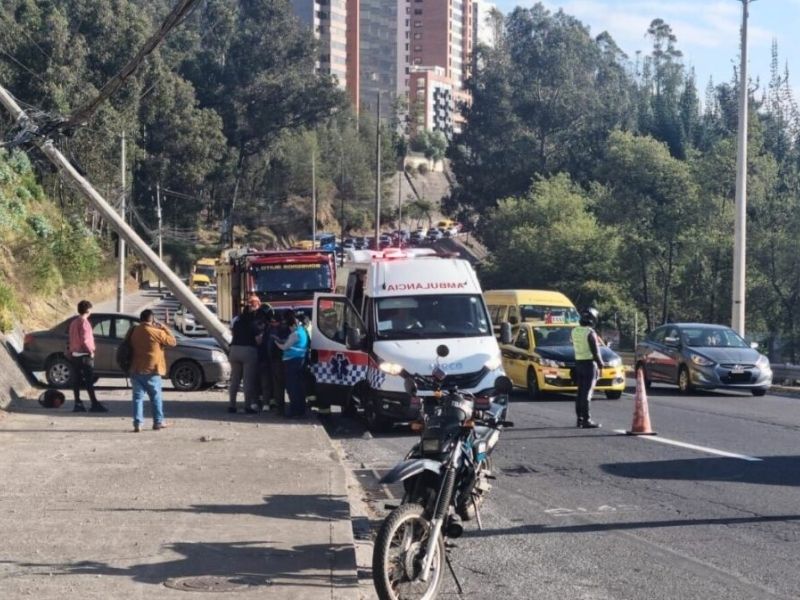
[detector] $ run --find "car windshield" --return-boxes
[375,294,491,340]
[518,304,580,325]
[252,262,332,293]
[532,326,576,347]
[681,327,749,348]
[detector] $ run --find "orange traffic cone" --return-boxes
[626,369,657,435]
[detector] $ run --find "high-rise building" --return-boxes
[395,0,473,135]
[359,0,400,117]
[290,0,349,90]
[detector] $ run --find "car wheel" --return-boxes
[751,388,768,397]
[527,368,539,401]
[46,355,74,388]
[170,360,204,392]
[364,398,390,433]
[605,391,622,400]
[677,365,693,394]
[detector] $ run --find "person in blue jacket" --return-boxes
[274,312,310,418]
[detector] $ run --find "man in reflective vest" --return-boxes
[571,307,604,428]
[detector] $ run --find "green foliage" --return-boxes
[0,282,17,333]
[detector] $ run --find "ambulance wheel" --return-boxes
[342,394,358,418]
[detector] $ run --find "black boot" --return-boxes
[73,400,86,413]
[580,419,601,429]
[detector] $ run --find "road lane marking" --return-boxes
[613,430,763,461]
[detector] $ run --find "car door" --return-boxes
[88,314,116,373]
[500,325,527,386]
[309,293,369,406]
[661,325,683,383]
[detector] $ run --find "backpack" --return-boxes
[116,329,135,374]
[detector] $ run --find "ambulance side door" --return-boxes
[309,293,369,406]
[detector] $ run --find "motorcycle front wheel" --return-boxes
[372,503,445,600]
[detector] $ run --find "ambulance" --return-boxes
[308,248,508,431]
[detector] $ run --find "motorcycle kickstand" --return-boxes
[445,549,464,596]
[473,498,483,531]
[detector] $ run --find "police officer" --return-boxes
[571,307,604,428]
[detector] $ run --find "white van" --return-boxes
[309,248,507,430]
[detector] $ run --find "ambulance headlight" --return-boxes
[484,355,502,371]
[379,361,404,375]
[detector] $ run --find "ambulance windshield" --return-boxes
[375,294,491,339]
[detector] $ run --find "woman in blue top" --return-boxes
[275,312,310,418]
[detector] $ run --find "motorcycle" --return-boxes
[372,344,514,600]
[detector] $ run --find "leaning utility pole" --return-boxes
[311,151,317,246]
[116,131,126,312]
[732,0,751,336]
[0,85,231,351]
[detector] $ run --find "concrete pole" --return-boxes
[0,84,231,351]
[156,182,163,294]
[311,151,317,247]
[116,131,126,313]
[374,92,381,248]
[732,0,750,336]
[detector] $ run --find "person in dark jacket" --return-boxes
[570,307,604,428]
[275,312,309,418]
[228,294,262,414]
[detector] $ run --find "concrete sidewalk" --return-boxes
[0,389,360,599]
[0,288,360,598]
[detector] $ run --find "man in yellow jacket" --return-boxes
[128,309,177,432]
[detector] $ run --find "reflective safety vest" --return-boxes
[571,326,594,361]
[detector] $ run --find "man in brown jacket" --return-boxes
[128,309,177,432]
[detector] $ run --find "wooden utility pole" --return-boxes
[156,182,163,293]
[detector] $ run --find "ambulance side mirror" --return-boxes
[346,327,363,350]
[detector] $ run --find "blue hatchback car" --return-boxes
[635,323,772,396]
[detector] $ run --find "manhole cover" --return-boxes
[164,575,270,592]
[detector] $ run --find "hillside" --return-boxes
[0,149,119,333]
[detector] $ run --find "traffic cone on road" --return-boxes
[626,369,657,435]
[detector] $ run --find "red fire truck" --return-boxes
[217,249,336,322]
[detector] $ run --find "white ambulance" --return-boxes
[308,248,508,430]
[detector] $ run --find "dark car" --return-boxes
[635,323,772,396]
[21,313,231,392]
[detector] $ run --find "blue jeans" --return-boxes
[132,373,165,426]
[283,358,306,417]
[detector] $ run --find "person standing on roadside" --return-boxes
[67,300,108,413]
[275,312,309,418]
[228,294,262,414]
[571,307,604,429]
[128,309,177,432]
[266,311,288,414]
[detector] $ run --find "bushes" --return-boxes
[0,282,16,333]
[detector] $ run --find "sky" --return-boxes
[493,1,800,99]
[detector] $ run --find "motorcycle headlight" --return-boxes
[421,438,441,454]
[484,355,502,371]
[690,353,715,367]
[756,355,770,370]
[211,350,226,363]
[606,357,622,367]
[379,361,404,375]
[540,358,565,368]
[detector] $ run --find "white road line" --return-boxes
[612,430,763,462]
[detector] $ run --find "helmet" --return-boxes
[579,307,599,327]
[38,389,65,408]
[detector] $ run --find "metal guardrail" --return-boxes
[770,364,800,385]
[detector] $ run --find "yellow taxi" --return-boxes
[500,322,626,400]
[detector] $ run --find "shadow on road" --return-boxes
[602,455,800,487]
[465,513,800,538]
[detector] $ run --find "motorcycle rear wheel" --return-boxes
[373,503,445,600]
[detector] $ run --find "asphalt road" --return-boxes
[327,384,800,600]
